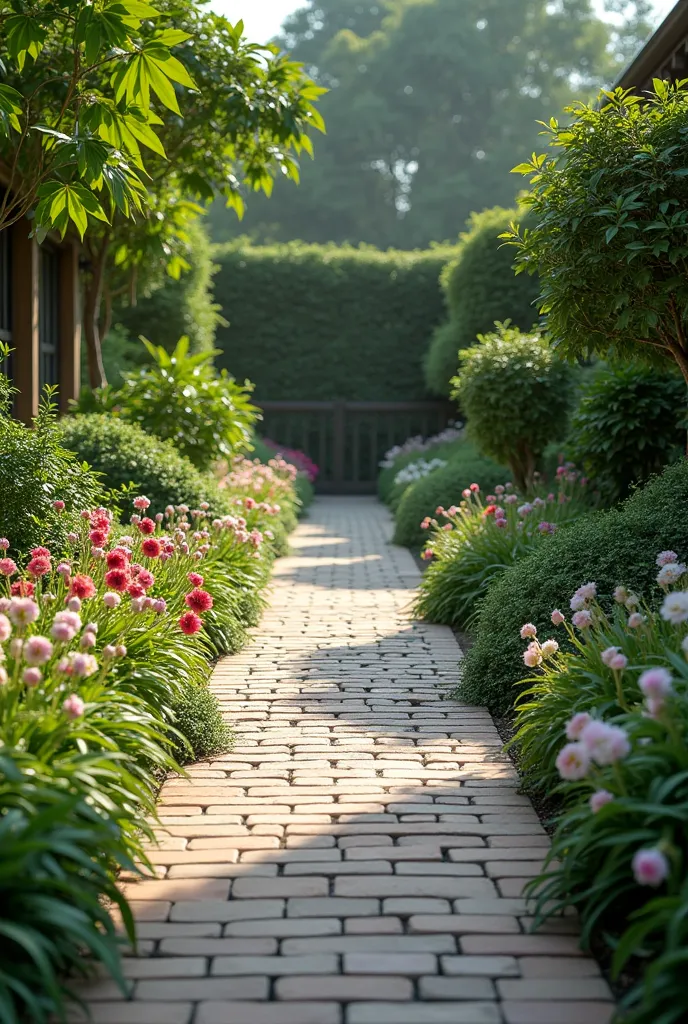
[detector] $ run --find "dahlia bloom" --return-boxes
[632,848,670,888]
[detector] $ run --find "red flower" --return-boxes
[138,518,156,535]
[69,574,97,600]
[187,572,204,588]
[127,583,145,598]
[483,505,497,517]
[30,546,52,560]
[185,588,213,614]
[141,538,162,559]
[26,556,51,578]
[179,611,203,635]
[104,568,130,592]
[137,568,155,590]
[89,529,107,547]
[106,549,129,570]
[469,483,480,493]
[11,580,34,597]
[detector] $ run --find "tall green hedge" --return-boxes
[424,207,541,396]
[212,241,458,400]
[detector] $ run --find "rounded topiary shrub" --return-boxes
[424,207,540,396]
[461,459,688,714]
[59,414,231,516]
[393,452,508,549]
[170,683,232,765]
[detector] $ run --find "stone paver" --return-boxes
[84,497,613,1023]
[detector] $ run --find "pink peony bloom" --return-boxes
[601,647,621,667]
[580,721,630,765]
[572,610,593,629]
[62,693,85,720]
[71,653,98,678]
[632,848,670,887]
[566,712,592,741]
[152,598,167,615]
[185,589,213,614]
[133,496,151,510]
[0,538,9,550]
[10,580,35,598]
[0,558,18,576]
[556,742,590,780]
[26,556,51,578]
[138,517,156,536]
[53,499,65,510]
[137,568,155,591]
[657,563,687,587]
[660,591,688,625]
[656,550,678,567]
[0,613,11,642]
[104,568,130,593]
[523,643,542,668]
[23,635,53,666]
[520,623,537,639]
[541,639,559,659]
[187,572,204,588]
[638,667,673,698]
[590,790,614,814]
[23,666,42,687]
[103,592,121,609]
[69,574,96,600]
[8,598,40,627]
[551,609,566,626]
[576,582,597,601]
[142,538,162,558]
[179,611,203,635]
[627,612,645,629]
[115,644,127,658]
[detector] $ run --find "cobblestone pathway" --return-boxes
[84,497,614,1024]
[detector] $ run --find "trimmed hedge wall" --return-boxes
[212,241,458,401]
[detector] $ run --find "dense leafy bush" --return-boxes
[461,459,688,713]
[170,684,232,765]
[567,363,686,501]
[0,362,103,556]
[452,324,575,490]
[114,220,224,356]
[415,469,591,629]
[59,415,231,517]
[508,81,688,386]
[212,241,457,400]
[424,207,540,396]
[393,447,507,549]
[74,337,259,470]
[512,566,688,1024]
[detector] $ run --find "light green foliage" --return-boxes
[392,446,508,549]
[415,472,591,629]
[512,577,688,1024]
[208,0,648,249]
[424,208,541,396]
[567,363,686,501]
[452,324,576,490]
[75,337,260,469]
[461,459,688,713]
[59,413,230,515]
[212,241,457,400]
[113,220,224,356]
[507,81,688,385]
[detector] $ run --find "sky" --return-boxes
[210,0,679,44]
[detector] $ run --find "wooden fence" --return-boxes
[258,400,455,494]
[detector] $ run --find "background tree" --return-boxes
[208,0,652,249]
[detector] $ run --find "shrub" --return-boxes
[452,324,576,490]
[377,426,465,505]
[512,568,688,1024]
[508,81,688,387]
[73,337,259,470]
[423,207,540,396]
[59,414,231,517]
[393,448,508,549]
[0,364,103,557]
[114,219,224,356]
[415,469,591,629]
[461,459,688,713]
[212,241,457,400]
[170,684,232,765]
[566,363,686,502]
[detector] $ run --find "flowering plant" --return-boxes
[513,556,688,1023]
[260,439,319,482]
[393,457,448,487]
[414,466,590,629]
[378,423,464,469]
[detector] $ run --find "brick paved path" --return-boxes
[84,497,614,1024]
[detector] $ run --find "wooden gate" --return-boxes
[258,400,455,494]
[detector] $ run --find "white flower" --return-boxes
[657,563,687,588]
[660,591,688,625]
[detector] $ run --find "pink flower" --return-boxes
[638,667,673,698]
[8,598,40,627]
[627,612,645,629]
[657,562,687,587]
[187,572,204,588]
[71,653,98,678]
[137,569,155,590]
[179,611,203,635]
[10,580,35,598]
[566,712,592,741]
[104,569,130,593]
[421,549,434,561]
[67,532,79,545]
[133,496,151,510]
[520,623,537,639]
[570,594,586,611]
[614,586,629,604]
[185,589,213,614]
[26,556,51,578]
[0,613,10,641]
[23,666,42,686]
[0,558,17,577]
[66,596,81,613]
[138,517,156,536]
[632,848,670,888]
[62,693,85,720]
[572,610,593,629]
[645,696,666,719]
[142,537,162,558]
[556,742,590,780]
[115,644,127,658]
[580,721,630,765]
[523,643,542,668]
[551,609,566,626]
[656,550,678,567]
[610,653,628,670]
[50,610,81,643]
[53,499,65,510]
[103,592,121,609]
[152,598,167,615]
[88,529,107,547]
[79,631,96,650]
[23,635,53,666]
[0,538,9,550]
[102,644,117,660]
[541,639,559,659]
[660,591,688,625]
[469,483,480,493]
[69,574,96,600]
[601,646,621,667]
[590,790,614,814]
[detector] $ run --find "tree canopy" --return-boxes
[208,0,654,249]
